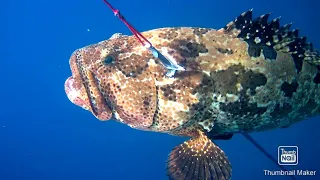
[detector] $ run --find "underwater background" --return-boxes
[2,0,320,179]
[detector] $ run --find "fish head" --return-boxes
[64,32,172,129]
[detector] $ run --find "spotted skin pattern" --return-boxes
[65,10,320,180]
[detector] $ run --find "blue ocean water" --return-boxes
[2,0,320,179]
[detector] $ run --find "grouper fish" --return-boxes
[64,10,320,180]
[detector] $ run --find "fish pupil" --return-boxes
[104,56,114,64]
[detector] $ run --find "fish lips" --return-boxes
[64,76,113,121]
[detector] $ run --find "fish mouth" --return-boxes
[64,76,113,121]
[65,77,90,111]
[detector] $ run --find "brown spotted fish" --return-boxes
[64,10,320,180]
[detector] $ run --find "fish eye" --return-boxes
[104,55,115,65]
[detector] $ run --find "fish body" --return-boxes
[65,10,320,180]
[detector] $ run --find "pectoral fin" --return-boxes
[166,130,232,180]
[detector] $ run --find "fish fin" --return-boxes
[109,33,128,40]
[166,130,232,180]
[207,133,234,140]
[281,125,290,128]
[223,9,320,72]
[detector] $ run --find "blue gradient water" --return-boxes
[2,0,320,179]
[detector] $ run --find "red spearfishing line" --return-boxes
[102,0,152,47]
[101,0,185,73]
